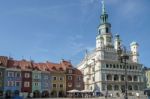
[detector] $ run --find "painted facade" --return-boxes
[145,69,150,88]
[0,65,5,97]
[39,63,51,97]
[47,62,66,97]
[32,65,42,98]
[66,67,84,91]
[0,56,84,98]
[77,1,145,97]
[4,68,22,95]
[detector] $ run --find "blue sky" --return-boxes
[0,0,149,67]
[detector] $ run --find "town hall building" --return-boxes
[77,0,145,96]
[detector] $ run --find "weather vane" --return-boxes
[101,0,105,14]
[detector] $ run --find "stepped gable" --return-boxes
[0,56,8,67]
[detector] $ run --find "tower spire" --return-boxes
[101,0,106,14]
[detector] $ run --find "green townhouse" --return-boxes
[32,64,42,98]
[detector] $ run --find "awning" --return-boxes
[67,89,80,93]
[81,90,93,93]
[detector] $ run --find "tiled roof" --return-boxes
[0,56,75,72]
[0,56,8,66]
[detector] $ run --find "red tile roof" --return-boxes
[0,56,8,66]
[0,56,75,72]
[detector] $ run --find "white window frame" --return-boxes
[25,73,30,78]
[68,70,72,73]
[24,82,30,87]
[60,84,63,88]
[15,81,20,86]
[53,84,57,88]
[8,72,14,77]
[59,77,64,80]
[16,72,21,77]
[53,76,57,80]
[68,76,72,80]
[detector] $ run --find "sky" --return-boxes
[0,0,149,67]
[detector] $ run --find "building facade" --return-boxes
[46,62,66,97]
[0,56,83,98]
[0,65,6,97]
[145,69,150,88]
[77,1,145,96]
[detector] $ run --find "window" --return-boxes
[8,72,14,77]
[24,82,30,87]
[92,77,95,81]
[34,75,38,79]
[60,84,63,88]
[25,73,30,78]
[34,82,38,86]
[44,75,48,79]
[68,83,72,87]
[106,27,109,33]
[60,77,64,80]
[16,72,21,77]
[113,64,116,68]
[53,84,57,88]
[69,70,72,73]
[128,85,132,90]
[76,83,81,88]
[106,64,109,68]
[8,81,14,86]
[68,76,72,80]
[114,75,119,81]
[107,85,112,90]
[110,64,112,68]
[53,76,57,80]
[45,82,48,87]
[16,82,20,86]
[121,75,125,81]
[77,76,81,81]
[107,74,112,81]
[0,72,2,77]
[114,85,119,90]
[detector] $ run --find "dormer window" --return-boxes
[59,67,63,71]
[52,66,56,70]
[69,69,72,73]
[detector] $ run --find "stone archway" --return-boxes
[0,90,3,97]
[33,90,41,98]
[51,90,57,97]
[107,74,112,81]
[58,90,64,97]
[128,85,132,91]
[42,90,49,98]
[5,90,12,98]
[14,90,20,96]
[114,75,119,81]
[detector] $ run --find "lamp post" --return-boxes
[117,46,129,99]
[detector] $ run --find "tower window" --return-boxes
[106,27,109,33]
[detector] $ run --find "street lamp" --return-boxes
[117,46,129,99]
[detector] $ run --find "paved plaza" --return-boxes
[30,95,148,99]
